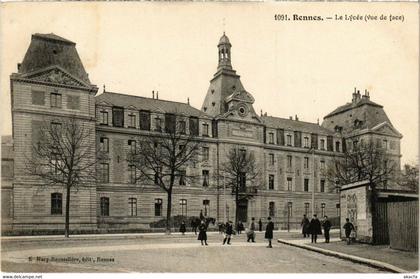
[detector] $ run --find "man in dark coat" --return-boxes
[197,220,208,246]
[223,221,234,245]
[322,216,332,243]
[309,214,322,243]
[301,214,310,238]
[247,217,256,242]
[258,219,263,232]
[265,217,274,248]
[179,221,186,235]
[199,210,205,221]
[191,218,198,235]
[343,218,355,245]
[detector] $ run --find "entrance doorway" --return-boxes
[237,199,248,222]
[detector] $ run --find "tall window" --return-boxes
[202,123,209,136]
[287,155,292,168]
[112,107,124,127]
[129,165,136,184]
[287,177,293,191]
[51,193,62,215]
[202,170,209,187]
[268,174,275,190]
[129,197,137,216]
[100,137,109,153]
[320,179,325,192]
[335,141,340,152]
[128,114,136,128]
[286,134,292,146]
[269,153,274,165]
[180,199,187,216]
[239,172,246,190]
[304,202,310,216]
[179,170,186,186]
[203,200,210,216]
[269,202,275,217]
[382,139,388,149]
[304,157,309,169]
[139,110,151,131]
[321,203,326,217]
[100,197,110,216]
[179,120,186,134]
[154,199,162,216]
[269,133,274,144]
[202,147,209,161]
[50,93,62,108]
[155,118,162,132]
[320,139,325,150]
[320,160,325,171]
[100,163,109,183]
[304,178,309,192]
[100,111,108,125]
[128,140,136,154]
[304,137,309,148]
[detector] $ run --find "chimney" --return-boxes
[260,110,263,117]
[352,87,357,103]
[187,97,190,105]
[156,91,159,100]
[152,90,155,99]
[289,116,293,120]
[264,112,267,116]
[295,115,299,121]
[317,118,319,125]
[363,89,370,100]
[103,84,106,92]
[17,63,21,71]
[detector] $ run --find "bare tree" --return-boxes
[220,146,261,226]
[127,117,201,234]
[398,163,419,193]
[25,116,97,237]
[325,138,396,243]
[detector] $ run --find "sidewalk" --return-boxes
[277,237,418,273]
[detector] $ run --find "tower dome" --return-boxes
[217,33,232,70]
[218,32,231,46]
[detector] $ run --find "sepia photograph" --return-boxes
[0,2,418,277]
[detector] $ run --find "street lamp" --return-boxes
[223,175,227,223]
[307,147,316,216]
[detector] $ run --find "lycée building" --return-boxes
[2,33,402,233]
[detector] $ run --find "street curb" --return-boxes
[277,239,409,273]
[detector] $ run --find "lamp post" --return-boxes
[224,175,227,223]
[307,147,316,216]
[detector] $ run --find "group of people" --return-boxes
[301,214,356,244]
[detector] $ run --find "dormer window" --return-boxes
[286,134,292,146]
[202,123,209,137]
[155,118,162,132]
[100,111,108,125]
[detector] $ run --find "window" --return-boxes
[269,133,274,144]
[129,165,136,184]
[269,202,275,217]
[128,140,136,154]
[304,137,309,148]
[100,163,109,183]
[203,200,210,216]
[390,141,396,150]
[287,177,293,191]
[100,137,109,153]
[239,172,246,191]
[287,202,293,217]
[155,118,162,132]
[202,170,209,187]
[304,203,310,216]
[51,153,62,176]
[376,138,381,148]
[320,179,325,193]
[320,139,325,150]
[180,199,187,216]
[50,93,62,108]
[100,111,108,125]
[335,141,340,152]
[100,197,110,216]
[320,160,325,171]
[382,139,388,149]
[268,175,275,190]
[51,122,62,133]
[51,193,62,215]
[128,114,136,128]
[165,113,176,133]
[269,153,274,165]
[304,157,309,169]
[139,110,151,130]
[304,178,309,192]
[179,120,186,134]
[353,140,358,150]
[67,95,80,110]
[287,155,292,168]
[286,134,292,146]
[321,203,326,217]
[154,199,162,216]
[202,147,209,161]
[179,170,186,186]
[112,107,124,127]
[189,117,199,136]
[336,203,340,216]
[32,90,45,105]
[129,197,137,216]
[202,123,209,136]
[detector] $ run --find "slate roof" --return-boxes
[261,116,334,135]
[324,98,382,118]
[96,92,210,118]
[18,33,90,84]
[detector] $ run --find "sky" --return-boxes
[0,2,418,166]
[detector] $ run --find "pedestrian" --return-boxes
[258,218,262,232]
[191,218,198,235]
[180,220,186,235]
[265,217,274,248]
[237,221,244,234]
[301,214,310,238]
[322,216,332,243]
[343,218,355,245]
[199,210,205,221]
[309,214,322,243]
[198,220,208,246]
[247,217,256,242]
[218,222,225,234]
[223,221,234,245]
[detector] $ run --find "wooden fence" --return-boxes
[387,200,418,252]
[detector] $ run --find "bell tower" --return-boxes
[217,32,232,71]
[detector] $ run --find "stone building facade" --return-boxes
[3,33,402,233]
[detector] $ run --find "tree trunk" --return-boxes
[234,184,239,229]
[166,189,172,235]
[65,185,71,238]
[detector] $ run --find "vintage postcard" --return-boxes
[0,2,418,278]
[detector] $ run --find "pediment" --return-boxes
[371,122,402,137]
[225,90,255,104]
[97,100,113,107]
[20,66,91,88]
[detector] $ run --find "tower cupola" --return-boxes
[217,32,232,70]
